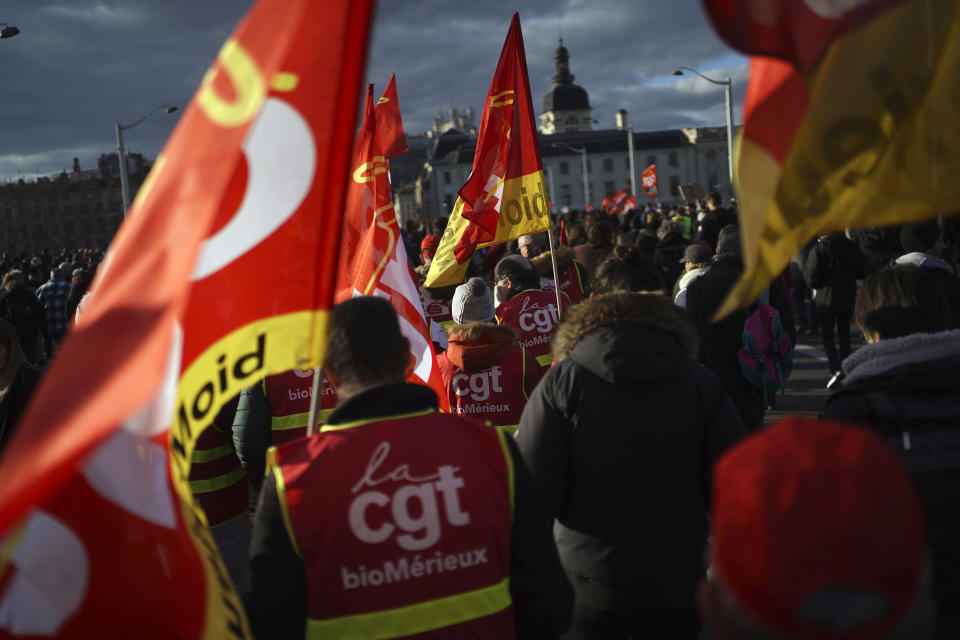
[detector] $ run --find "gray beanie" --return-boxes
[451,277,495,324]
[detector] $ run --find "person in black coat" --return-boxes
[694,192,737,252]
[653,221,688,293]
[823,265,960,639]
[516,292,744,640]
[803,233,867,386]
[0,318,42,455]
[685,229,796,430]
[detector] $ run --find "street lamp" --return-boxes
[552,142,589,210]
[0,23,19,39]
[673,66,734,190]
[115,104,178,214]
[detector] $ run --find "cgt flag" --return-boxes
[0,0,374,637]
[425,13,550,287]
[641,163,658,198]
[610,189,628,214]
[703,0,960,318]
[336,82,449,411]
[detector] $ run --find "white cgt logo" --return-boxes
[802,0,873,18]
[348,442,470,551]
[191,96,316,281]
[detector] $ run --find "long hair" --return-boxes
[0,318,25,396]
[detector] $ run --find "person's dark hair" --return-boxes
[854,265,954,340]
[592,245,663,295]
[707,191,723,208]
[588,218,614,248]
[495,256,540,291]
[0,318,24,393]
[2,270,23,289]
[326,297,409,387]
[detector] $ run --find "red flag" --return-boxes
[336,83,449,411]
[375,73,408,160]
[0,1,374,636]
[601,197,611,211]
[610,189,628,213]
[584,202,594,212]
[559,219,568,246]
[622,195,637,212]
[641,163,658,198]
[424,14,550,287]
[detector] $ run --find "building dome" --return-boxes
[540,39,591,121]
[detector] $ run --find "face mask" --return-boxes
[495,284,511,305]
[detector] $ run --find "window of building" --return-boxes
[559,161,570,175]
[560,183,572,206]
[709,173,718,190]
[603,158,614,171]
[669,152,679,167]
[443,171,451,184]
[670,175,680,196]
[586,159,592,172]
[647,155,656,166]
[706,149,717,161]
[604,181,615,196]
[625,157,630,170]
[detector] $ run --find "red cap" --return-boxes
[420,235,440,258]
[712,417,926,639]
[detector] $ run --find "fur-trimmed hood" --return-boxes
[552,292,698,386]
[530,245,575,278]
[842,329,960,384]
[445,322,517,372]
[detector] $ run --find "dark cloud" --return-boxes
[0,0,744,180]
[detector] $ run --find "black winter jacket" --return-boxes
[684,255,796,417]
[804,233,867,310]
[515,295,744,611]
[823,330,960,640]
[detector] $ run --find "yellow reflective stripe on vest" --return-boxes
[498,424,519,437]
[191,443,234,463]
[535,353,553,366]
[306,577,511,640]
[271,409,334,431]
[319,408,435,433]
[189,466,244,494]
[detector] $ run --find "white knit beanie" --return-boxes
[451,277,495,324]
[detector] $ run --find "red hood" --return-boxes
[446,323,516,372]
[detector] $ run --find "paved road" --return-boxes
[765,329,865,424]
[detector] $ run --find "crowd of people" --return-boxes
[3,199,960,638]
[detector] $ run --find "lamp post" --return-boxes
[115,104,178,214]
[0,23,19,39]
[552,142,590,209]
[673,66,734,190]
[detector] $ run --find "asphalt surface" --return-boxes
[765,325,866,424]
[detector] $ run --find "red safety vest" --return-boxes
[263,369,338,445]
[190,421,248,528]
[270,410,515,639]
[495,289,570,370]
[540,261,587,304]
[436,346,533,435]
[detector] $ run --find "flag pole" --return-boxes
[306,366,322,437]
[546,226,564,315]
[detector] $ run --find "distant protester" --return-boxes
[0,318,42,454]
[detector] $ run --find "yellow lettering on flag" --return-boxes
[425,169,549,287]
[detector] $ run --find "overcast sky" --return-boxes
[0,0,746,181]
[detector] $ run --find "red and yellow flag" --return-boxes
[336,82,449,411]
[0,0,373,636]
[703,0,960,317]
[425,13,550,287]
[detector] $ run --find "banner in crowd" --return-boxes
[703,0,960,317]
[425,13,550,287]
[336,81,449,411]
[641,163,658,198]
[0,0,374,636]
[622,195,637,212]
[610,189,628,213]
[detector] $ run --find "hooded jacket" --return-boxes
[515,293,744,611]
[824,330,960,638]
[437,323,541,432]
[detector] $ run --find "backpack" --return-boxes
[738,287,794,396]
